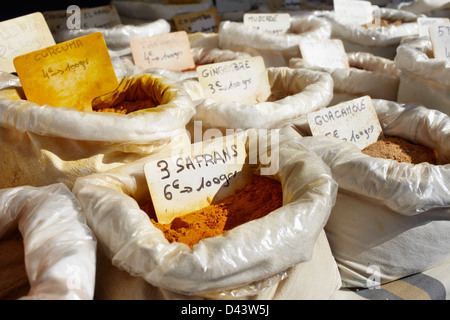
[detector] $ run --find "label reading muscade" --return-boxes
[307,96,384,150]
[196,56,271,104]
[429,23,450,62]
[130,31,195,71]
[418,17,450,37]
[333,0,374,26]
[0,12,55,73]
[13,32,119,111]
[243,13,291,34]
[173,8,220,34]
[299,39,349,69]
[144,134,252,224]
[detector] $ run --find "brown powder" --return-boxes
[94,99,157,114]
[363,18,403,29]
[140,174,283,247]
[0,231,30,300]
[362,136,437,165]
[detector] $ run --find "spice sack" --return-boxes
[0,72,195,189]
[181,66,333,131]
[0,183,96,300]
[290,99,450,288]
[395,38,450,116]
[218,15,332,67]
[289,51,400,105]
[72,127,341,299]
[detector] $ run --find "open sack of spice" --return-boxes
[395,38,450,116]
[285,99,450,288]
[0,183,96,300]
[289,51,400,106]
[72,126,341,299]
[0,71,194,189]
[218,14,332,67]
[316,7,421,59]
[180,64,333,131]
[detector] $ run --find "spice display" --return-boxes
[93,99,158,114]
[362,135,437,165]
[140,174,283,247]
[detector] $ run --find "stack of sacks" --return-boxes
[180,66,333,131]
[218,14,332,67]
[0,72,195,189]
[286,99,450,289]
[0,183,96,300]
[289,51,400,105]
[317,7,422,59]
[111,0,214,25]
[395,38,450,116]
[72,127,341,300]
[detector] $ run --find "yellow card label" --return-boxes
[130,31,195,71]
[13,32,119,111]
[173,8,220,34]
[144,134,252,224]
[0,12,55,73]
[196,56,271,104]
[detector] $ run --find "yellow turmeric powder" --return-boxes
[140,174,283,247]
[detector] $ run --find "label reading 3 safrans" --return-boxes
[13,32,119,111]
[196,56,271,104]
[307,96,384,150]
[0,12,55,73]
[144,134,252,224]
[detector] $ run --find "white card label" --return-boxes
[299,39,349,69]
[243,13,291,34]
[307,96,384,150]
[196,56,271,104]
[418,17,450,37]
[429,23,450,62]
[130,31,195,71]
[144,134,252,224]
[333,0,374,26]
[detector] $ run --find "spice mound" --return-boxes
[362,136,437,165]
[94,99,157,114]
[140,175,283,247]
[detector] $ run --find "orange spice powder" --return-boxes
[140,174,283,247]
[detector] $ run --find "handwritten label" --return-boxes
[429,23,450,62]
[307,96,384,150]
[130,31,195,71]
[215,0,252,13]
[196,56,271,104]
[43,5,122,34]
[333,0,374,26]
[299,39,349,69]
[243,13,291,34]
[0,12,55,73]
[418,17,450,37]
[144,134,252,224]
[13,32,119,111]
[173,8,220,33]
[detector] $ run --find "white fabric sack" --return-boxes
[289,99,450,288]
[395,38,450,116]
[72,127,341,299]
[317,8,421,59]
[181,67,333,130]
[0,72,195,189]
[0,183,96,300]
[388,0,450,15]
[218,15,332,67]
[290,51,400,105]
[53,19,171,50]
[111,0,213,22]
